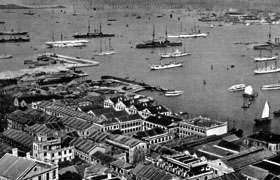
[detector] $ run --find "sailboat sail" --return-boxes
[261,101,270,119]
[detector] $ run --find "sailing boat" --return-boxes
[150,57,183,70]
[96,39,116,56]
[160,44,191,58]
[73,2,77,16]
[254,101,271,125]
[254,49,278,61]
[0,53,12,59]
[45,32,89,48]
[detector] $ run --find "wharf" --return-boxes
[101,76,168,92]
[38,53,99,66]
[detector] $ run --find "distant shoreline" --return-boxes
[0,4,66,10]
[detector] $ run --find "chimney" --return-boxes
[26,152,31,159]
[12,148,18,156]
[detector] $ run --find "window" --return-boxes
[46,173,49,180]
[44,152,47,156]
[53,170,56,179]
[52,153,54,157]
[38,176,41,180]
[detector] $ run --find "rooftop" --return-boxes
[212,171,245,180]
[91,151,116,166]
[253,160,280,175]
[145,114,182,127]
[134,127,166,139]
[241,165,269,179]
[2,129,33,149]
[70,138,97,154]
[183,116,226,128]
[248,132,280,144]
[88,130,109,143]
[132,162,172,180]
[0,153,35,179]
[107,134,144,148]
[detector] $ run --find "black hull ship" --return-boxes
[0,36,30,43]
[73,21,115,39]
[136,25,182,49]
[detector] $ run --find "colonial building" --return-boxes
[0,149,58,180]
[105,134,148,164]
[6,110,34,131]
[32,134,74,163]
[179,116,228,138]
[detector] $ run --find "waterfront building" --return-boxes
[143,114,182,136]
[0,149,58,180]
[105,134,148,164]
[133,127,173,147]
[32,133,74,163]
[179,116,228,138]
[154,153,213,179]
[244,132,280,152]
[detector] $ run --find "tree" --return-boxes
[59,171,82,180]
[0,94,15,132]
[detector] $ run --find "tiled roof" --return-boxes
[2,129,33,149]
[107,134,143,148]
[117,114,142,122]
[147,105,169,114]
[132,162,172,180]
[111,159,133,169]
[7,110,31,124]
[70,138,96,154]
[241,165,269,179]
[60,116,92,131]
[88,130,109,143]
[217,140,242,152]
[222,147,275,170]
[91,151,116,166]
[134,127,166,139]
[253,160,280,175]
[145,114,182,127]
[0,153,35,179]
[212,172,246,180]
[29,123,60,136]
[183,116,226,128]
[151,145,179,155]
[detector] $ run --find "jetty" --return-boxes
[38,53,99,67]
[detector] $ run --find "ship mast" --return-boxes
[88,19,90,34]
[152,24,155,42]
[165,25,168,42]
[268,23,271,43]
[99,21,102,34]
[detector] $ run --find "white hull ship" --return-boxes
[254,65,280,74]
[161,49,191,58]
[95,38,116,56]
[261,84,280,90]
[164,90,184,97]
[45,39,89,48]
[150,62,183,70]
[254,56,278,62]
[228,84,246,92]
[168,33,207,38]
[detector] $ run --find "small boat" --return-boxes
[150,62,183,70]
[254,101,271,125]
[228,84,246,92]
[261,83,280,90]
[168,22,207,38]
[161,45,191,58]
[95,38,116,56]
[254,50,278,62]
[210,24,214,28]
[273,109,280,116]
[0,54,12,59]
[165,90,184,97]
[254,65,280,74]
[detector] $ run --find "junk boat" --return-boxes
[73,21,115,38]
[164,90,184,97]
[254,101,271,125]
[136,25,182,49]
[228,84,246,92]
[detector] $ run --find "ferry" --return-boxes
[261,84,280,90]
[164,90,184,97]
[150,62,183,70]
[228,84,246,92]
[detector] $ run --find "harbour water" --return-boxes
[1,4,280,135]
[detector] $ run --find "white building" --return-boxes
[179,116,228,138]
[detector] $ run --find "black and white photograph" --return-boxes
[0,0,280,179]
